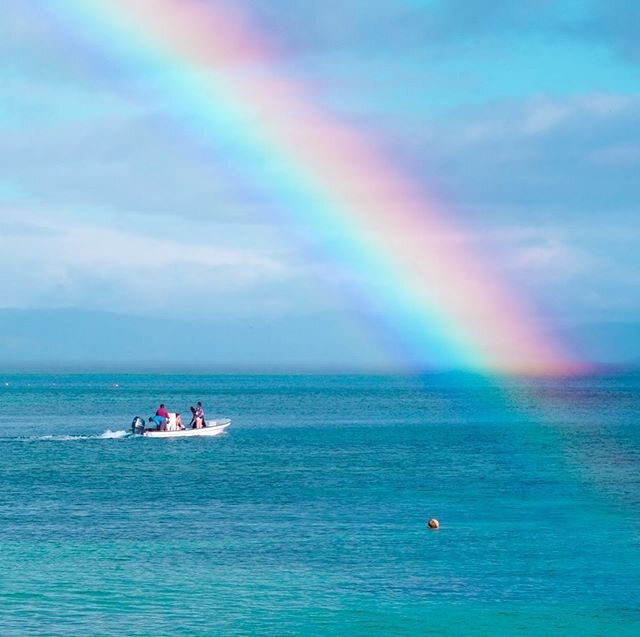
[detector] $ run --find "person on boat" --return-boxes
[175,412,185,430]
[150,403,170,430]
[193,401,206,429]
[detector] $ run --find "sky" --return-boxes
[0,0,639,370]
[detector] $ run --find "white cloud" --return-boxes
[0,206,296,315]
[508,238,584,276]
[588,143,640,166]
[448,94,637,145]
[522,100,571,135]
[522,94,632,136]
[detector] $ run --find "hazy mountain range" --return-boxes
[0,308,389,371]
[0,308,637,372]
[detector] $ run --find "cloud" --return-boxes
[0,207,299,315]
[3,0,639,340]
[0,109,276,222]
[446,94,634,144]
[237,0,580,55]
[574,2,640,64]
[406,93,640,222]
[230,0,639,78]
[588,143,640,167]
[508,237,586,277]
[409,90,640,323]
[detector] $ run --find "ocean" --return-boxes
[0,372,638,635]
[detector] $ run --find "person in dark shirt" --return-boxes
[194,402,205,429]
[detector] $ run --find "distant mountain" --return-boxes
[556,321,640,365]
[1,308,638,371]
[0,308,389,371]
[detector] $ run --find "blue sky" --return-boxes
[1,0,639,368]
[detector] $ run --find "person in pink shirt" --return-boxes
[156,404,169,419]
[150,403,170,430]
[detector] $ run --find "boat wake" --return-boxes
[25,429,130,442]
[98,429,129,439]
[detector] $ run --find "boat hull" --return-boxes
[142,419,231,438]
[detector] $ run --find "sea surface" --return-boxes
[0,372,638,636]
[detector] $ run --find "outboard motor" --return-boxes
[131,416,146,435]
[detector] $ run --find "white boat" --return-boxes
[132,413,231,438]
[143,419,230,438]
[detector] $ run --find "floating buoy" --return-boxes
[427,518,440,530]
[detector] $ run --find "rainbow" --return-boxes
[56,0,579,375]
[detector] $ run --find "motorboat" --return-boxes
[131,413,231,438]
[142,420,230,438]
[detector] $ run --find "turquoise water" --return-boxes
[0,373,638,635]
